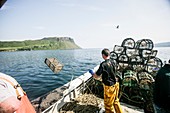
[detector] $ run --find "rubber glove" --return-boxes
[89,69,95,75]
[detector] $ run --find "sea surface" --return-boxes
[0,47,169,100]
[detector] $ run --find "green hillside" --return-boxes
[0,37,81,51]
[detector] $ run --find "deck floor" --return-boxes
[59,93,144,113]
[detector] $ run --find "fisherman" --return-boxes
[153,59,170,113]
[0,72,36,113]
[89,48,123,113]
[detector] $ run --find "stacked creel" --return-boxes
[110,38,163,110]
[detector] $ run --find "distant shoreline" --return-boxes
[154,42,170,47]
[0,37,81,52]
[0,47,81,52]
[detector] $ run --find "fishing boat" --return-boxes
[31,65,144,113]
[32,38,164,113]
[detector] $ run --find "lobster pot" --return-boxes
[139,79,152,90]
[122,70,138,85]
[140,49,158,59]
[145,57,163,74]
[130,55,143,65]
[150,50,157,58]
[125,48,139,58]
[123,70,136,78]
[140,49,152,59]
[113,60,119,70]
[122,76,138,87]
[133,64,145,72]
[118,63,129,70]
[121,38,135,49]
[130,95,145,105]
[137,71,154,83]
[118,54,129,70]
[113,45,125,55]
[115,62,120,71]
[110,51,118,61]
[136,39,154,50]
[118,54,129,63]
[45,58,63,73]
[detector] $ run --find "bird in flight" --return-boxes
[116,25,119,29]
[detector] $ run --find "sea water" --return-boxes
[0,47,169,100]
[0,48,102,100]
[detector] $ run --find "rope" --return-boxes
[119,85,144,105]
[82,77,99,106]
[0,77,26,100]
[120,92,144,104]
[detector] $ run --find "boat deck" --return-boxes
[59,93,144,113]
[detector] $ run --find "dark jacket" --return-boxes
[154,64,170,109]
[96,59,116,86]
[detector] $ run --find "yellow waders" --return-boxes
[103,82,123,113]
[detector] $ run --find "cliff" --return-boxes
[0,37,81,51]
[155,42,170,47]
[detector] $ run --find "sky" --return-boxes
[0,0,170,48]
